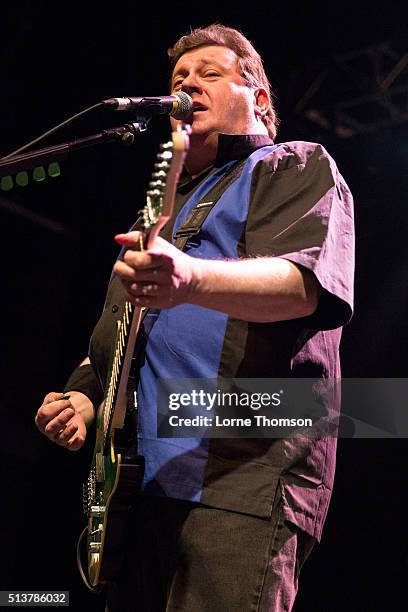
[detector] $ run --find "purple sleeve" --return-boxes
[245,141,355,330]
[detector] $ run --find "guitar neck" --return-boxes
[101,300,143,453]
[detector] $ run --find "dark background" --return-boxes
[1,2,407,610]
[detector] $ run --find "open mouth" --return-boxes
[193,105,207,112]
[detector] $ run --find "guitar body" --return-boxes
[78,124,190,590]
[85,407,145,586]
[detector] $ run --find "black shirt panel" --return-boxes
[244,141,354,330]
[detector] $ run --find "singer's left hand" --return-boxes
[113,231,198,309]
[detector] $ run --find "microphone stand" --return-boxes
[0,119,149,178]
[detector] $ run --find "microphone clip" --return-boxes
[103,117,150,145]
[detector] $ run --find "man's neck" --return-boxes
[184,133,218,178]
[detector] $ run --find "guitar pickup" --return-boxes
[95,452,105,482]
[90,506,105,518]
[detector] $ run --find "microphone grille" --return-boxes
[172,91,193,120]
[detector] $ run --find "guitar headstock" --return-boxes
[142,124,190,245]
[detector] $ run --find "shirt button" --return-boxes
[112,304,119,313]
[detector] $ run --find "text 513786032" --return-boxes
[0,592,69,607]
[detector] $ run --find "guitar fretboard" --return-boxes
[102,300,134,450]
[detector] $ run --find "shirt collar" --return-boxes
[215,133,274,166]
[178,133,274,189]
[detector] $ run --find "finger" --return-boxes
[114,261,166,285]
[43,408,75,438]
[43,391,67,405]
[114,260,152,283]
[122,250,166,270]
[115,231,144,247]
[123,231,143,240]
[66,433,86,451]
[35,399,73,430]
[55,421,79,445]
[116,233,171,249]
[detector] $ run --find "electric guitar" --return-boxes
[78,124,190,590]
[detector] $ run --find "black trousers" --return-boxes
[106,491,315,612]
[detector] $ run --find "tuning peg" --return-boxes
[149,180,165,189]
[157,150,173,161]
[154,161,170,171]
[160,141,173,151]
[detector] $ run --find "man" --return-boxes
[35,24,354,612]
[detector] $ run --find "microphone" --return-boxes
[103,91,193,120]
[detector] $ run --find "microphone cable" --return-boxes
[1,101,104,160]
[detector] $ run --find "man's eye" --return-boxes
[204,72,219,78]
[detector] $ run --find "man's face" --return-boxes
[170,45,264,141]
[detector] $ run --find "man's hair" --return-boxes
[168,24,279,140]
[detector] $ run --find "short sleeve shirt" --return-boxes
[89,134,355,541]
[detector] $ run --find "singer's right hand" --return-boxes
[35,391,91,451]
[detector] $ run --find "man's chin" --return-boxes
[188,120,208,134]
[189,120,220,140]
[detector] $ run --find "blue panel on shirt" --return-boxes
[137,145,279,500]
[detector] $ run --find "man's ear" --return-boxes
[253,87,269,120]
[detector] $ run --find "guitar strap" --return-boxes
[172,159,246,250]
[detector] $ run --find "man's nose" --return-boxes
[180,73,202,94]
